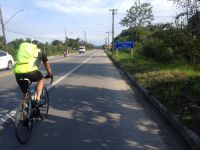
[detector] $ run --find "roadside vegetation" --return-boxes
[107,0,200,135]
[109,51,200,134]
[0,36,94,60]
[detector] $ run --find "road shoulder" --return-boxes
[106,51,200,150]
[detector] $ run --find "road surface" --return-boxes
[0,50,189,150]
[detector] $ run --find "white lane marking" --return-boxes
[5,114,12,119]
[0,53,97,126]
[46,53,96,90]
[1,118,6,122]
[0,109,17,125]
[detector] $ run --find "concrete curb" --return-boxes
[107,53,200,150]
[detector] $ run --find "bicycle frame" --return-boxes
[15,75,53,144]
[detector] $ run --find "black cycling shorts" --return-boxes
[15,70,43,93]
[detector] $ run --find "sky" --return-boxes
[0,0,176,45]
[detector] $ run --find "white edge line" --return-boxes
[1,118,6,122]
[0,53,97,125]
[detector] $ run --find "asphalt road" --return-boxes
[0,50,189,150]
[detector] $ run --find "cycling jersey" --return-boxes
[14,42,47,73]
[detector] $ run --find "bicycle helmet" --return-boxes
[31,39,39,45]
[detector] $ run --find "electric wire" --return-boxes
[5,29,63,42]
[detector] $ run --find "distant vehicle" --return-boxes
[0,50,14,70]
[79,46,86,53]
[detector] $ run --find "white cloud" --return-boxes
[151,0,175,16]
[117,0,133,13]
[2,0,179,45]
[34,0,113,14]
[151,0,176,22]
[116,0,176,23]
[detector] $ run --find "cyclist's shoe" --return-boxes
[35,99,46,107]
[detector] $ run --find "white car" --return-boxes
[79,46,86,53]
[0,50,14,70]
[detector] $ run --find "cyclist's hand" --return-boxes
[44,74,53,84]
[44,73,53,78]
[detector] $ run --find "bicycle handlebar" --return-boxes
[43,74,54,84]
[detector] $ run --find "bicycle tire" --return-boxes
[39,87,49,119]
[15,99,33,144]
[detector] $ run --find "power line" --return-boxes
[118,0,124,10]
[5,29,59,41]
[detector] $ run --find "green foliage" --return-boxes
[141,25,199,63]
[109,51,200,134]
[51,40,63,46]
[7,38,25,59]
[142,38,174,62]
[120,0,154,28]
[1,36,95,59]
[0,36,5,50]
[64,38,80,50]
[119,0,154,42]
[115,23,200,64]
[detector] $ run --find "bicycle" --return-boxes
[14,75,53,144]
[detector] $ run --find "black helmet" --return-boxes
[31,39,40,45]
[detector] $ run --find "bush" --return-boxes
[115,25,200,64]
[141,27,199,63]
[142,38,174,62]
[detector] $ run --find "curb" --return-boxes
[107,53,200,150]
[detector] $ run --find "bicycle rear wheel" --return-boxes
[15,100,33,144]
[39,87,49,119]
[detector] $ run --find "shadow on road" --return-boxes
[0,83,172,150]
[0,51,188,150]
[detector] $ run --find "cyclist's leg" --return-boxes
[26,70,43,101]
[15,73,29,99]
[15,73,30,118]
[36,78,44,101]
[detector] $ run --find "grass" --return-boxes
[109,51,200,135]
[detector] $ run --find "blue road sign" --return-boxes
[115,41,135,49]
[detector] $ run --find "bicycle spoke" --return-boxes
[39,88,49,119]
[15,101,32,144]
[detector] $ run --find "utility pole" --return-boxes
[84,31,87,44]
[105,31,109,49]
[109,9,117,52]
[105,38,107,50]
[0,8,23,52]
[65,28,67,41]
[0,6,7,52]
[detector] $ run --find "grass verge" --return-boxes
[109,51,200,135]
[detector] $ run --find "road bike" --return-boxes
[14,75,53,144]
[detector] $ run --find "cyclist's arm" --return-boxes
[41,52,52,76]
[43,61,52,76]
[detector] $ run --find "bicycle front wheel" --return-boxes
[15,100,32,144]
[39,87,49,119]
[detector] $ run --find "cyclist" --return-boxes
[14,40,52,106]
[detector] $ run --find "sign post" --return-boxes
[131,48,133,56]
[115,41,135,56]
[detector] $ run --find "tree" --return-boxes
[171,0,200,25]
[8,38,24,49]
[65,38,80,49]
[120,0,154,41]
[51,40,63,46]
[0,36,4,50]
